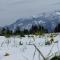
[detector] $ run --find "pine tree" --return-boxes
[30,25,39,34]
[1,27,6,36]
[54,23,60,32]
[14,26,21,35]
[4,27,12,37]
[29,24,48,35]
[23,29,29,35]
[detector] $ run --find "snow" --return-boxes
[56,11,60,15]
[0,33,60,60]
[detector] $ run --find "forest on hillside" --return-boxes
[0,23,60,37]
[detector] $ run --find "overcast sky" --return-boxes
[0,0,60,26]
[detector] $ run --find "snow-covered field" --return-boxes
[0,33,60,60]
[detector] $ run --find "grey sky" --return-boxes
[0,0,60,26]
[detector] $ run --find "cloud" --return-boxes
[0,0,60,26]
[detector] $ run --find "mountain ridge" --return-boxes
[4,11,60,32]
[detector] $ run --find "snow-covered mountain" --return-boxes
[5,11,60,32]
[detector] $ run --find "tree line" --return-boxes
[0,23,60,37]
[0,25,48,37]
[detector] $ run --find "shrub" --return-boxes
[4,53,10,56]
[51,56,60,60]
[45,41,51,45]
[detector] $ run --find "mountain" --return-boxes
[4,11,60,32]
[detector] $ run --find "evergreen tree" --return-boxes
[23,29,29,35]
[14,26,21,35]
[1,27,6,36]
[30,25,39,34]
[0,27,13,37]
[54,23,60,32]
[29,24,48,35]
[4,27,12,37]
[20,31,25,37]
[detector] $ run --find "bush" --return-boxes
[45,41,51,45]
[4,53,10,56]
[51,56,60,60]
